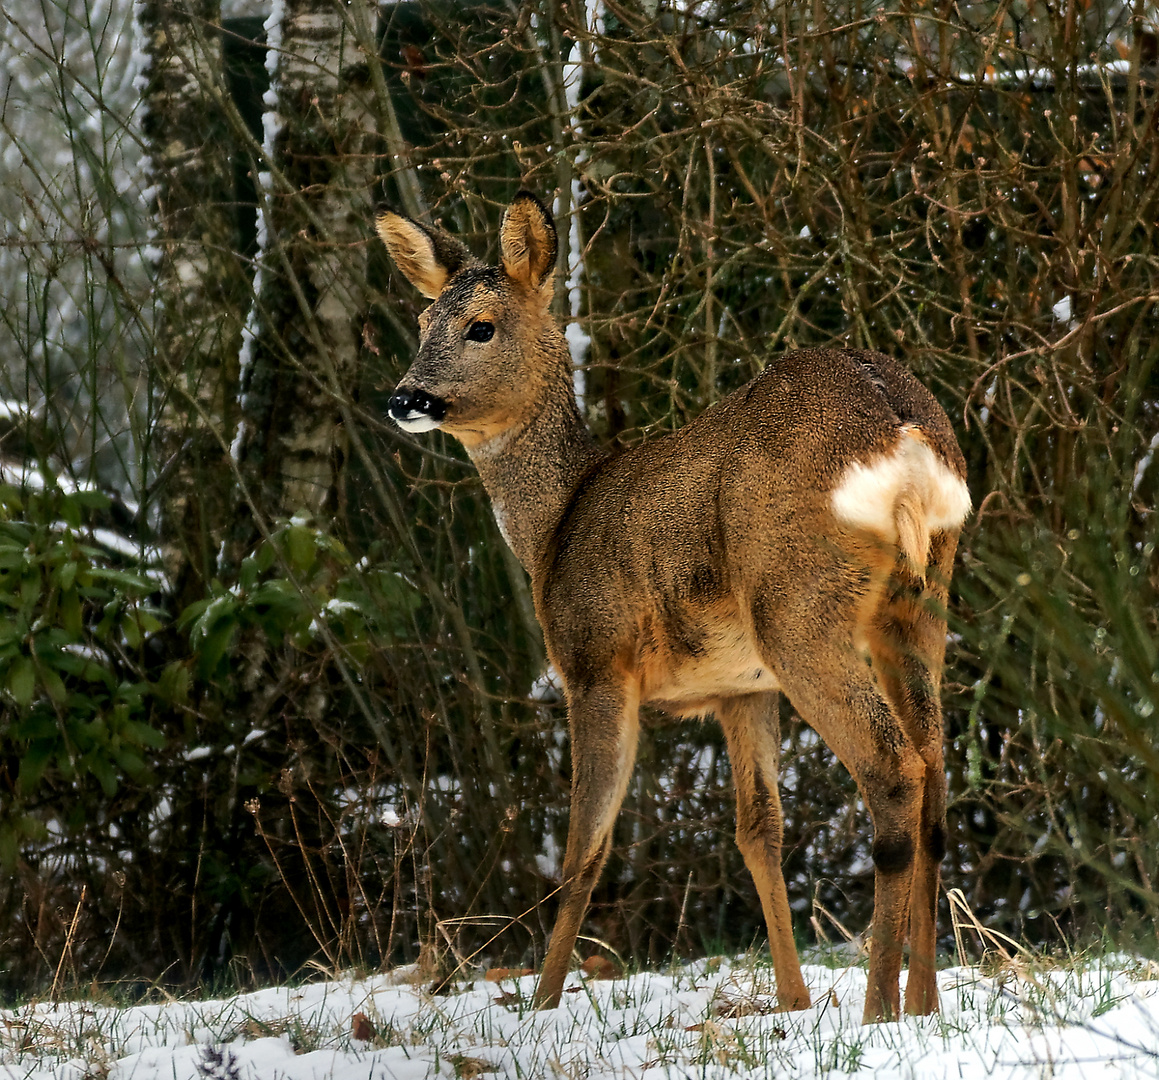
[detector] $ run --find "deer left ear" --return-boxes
[500,191,558,296]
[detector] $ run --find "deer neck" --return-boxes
[466,383,602,575]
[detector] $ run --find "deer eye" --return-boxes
[465,320,495,343]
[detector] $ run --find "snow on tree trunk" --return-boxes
[234,0,376,524]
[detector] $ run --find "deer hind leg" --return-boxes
[717,692,811,1011]
[862,742,926,1024]
[533,678,640,1009]
[835,688,925,1024]
[760,619,925,1023]
[868,528,959,1016]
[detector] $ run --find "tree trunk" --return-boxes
[138,0,247,611]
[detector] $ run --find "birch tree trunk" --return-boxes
[138,0,247,611]
[235,0,377,525]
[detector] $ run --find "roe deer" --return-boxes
[375,192,970,1022]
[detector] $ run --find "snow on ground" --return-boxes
[2,956,1158,1079]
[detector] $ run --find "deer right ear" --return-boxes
[375,209,473,299]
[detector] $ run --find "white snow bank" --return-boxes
[1,956,1157,1079]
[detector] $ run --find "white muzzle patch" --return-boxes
[393,413,444,433]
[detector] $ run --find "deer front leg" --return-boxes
[717,693,811,1012]
[533,679,640,1009]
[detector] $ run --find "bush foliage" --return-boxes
[0,0,1156,996]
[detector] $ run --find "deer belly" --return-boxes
[639,608,779,715]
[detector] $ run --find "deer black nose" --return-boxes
[388,386,447,432]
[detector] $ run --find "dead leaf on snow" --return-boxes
[449,1052,498,1078]
[484,967,534,982]
[580,955,621,980]
[351,1012,377,1042]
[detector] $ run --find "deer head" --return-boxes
[375,193,568,450]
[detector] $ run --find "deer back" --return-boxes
[535,347,968,708]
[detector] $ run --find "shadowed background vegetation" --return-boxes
[1,0,1156,997]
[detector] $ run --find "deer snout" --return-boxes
[388,386,447,433]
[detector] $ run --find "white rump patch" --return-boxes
[831,425,971,546]
[393,413,444,433]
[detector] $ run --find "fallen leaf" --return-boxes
[448,1053,497,1078]
[580,955,621,980]
[484,967,534,982]
[351,1012,376,1042]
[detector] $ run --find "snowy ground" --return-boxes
[3,955,1158,1079]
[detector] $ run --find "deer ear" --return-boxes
[375,208,473,299]
[500,191,558,296]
